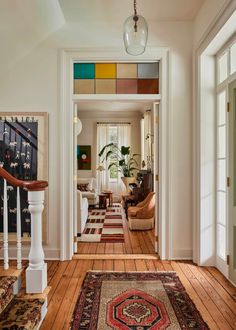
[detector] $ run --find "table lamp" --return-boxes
[96,164,105,193]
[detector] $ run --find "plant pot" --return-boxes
[121,176,137,194]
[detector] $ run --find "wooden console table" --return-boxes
[102,191,113,206]
[99,194,107,209]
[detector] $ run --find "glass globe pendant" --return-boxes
[123,0,148,56]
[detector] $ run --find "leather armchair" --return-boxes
[128,192,155,230]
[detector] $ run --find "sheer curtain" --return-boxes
[117,124,131,195]
[97,124,110,193]
[96,123,131,197]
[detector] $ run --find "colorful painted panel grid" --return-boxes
[73,62,159,94]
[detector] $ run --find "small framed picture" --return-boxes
[77,145,91,170]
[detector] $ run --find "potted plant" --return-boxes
[98,143,140,192]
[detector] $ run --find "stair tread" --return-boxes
[0,268,23,277]
[0,276,17,314]
[0,298,45,330]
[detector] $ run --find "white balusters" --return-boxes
[3,179,9,270]
[16,187,22,270]
[26,190,47,293]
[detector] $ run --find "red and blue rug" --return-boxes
[70,271,209,329]
[80,204,124,243]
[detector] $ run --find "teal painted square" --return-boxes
[138,62,159,79]
[74,63,95,79]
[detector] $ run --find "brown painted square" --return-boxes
[138,79,159,94]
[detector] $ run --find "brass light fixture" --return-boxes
[123,0,148,55]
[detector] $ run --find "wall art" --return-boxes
[0,112,48,242]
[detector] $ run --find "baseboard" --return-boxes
[0,247,60,260]
[171,249,193,260]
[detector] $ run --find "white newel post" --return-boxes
[26,190,47,293]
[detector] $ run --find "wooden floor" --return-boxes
[77,208,155,254]
[38,259,236,329]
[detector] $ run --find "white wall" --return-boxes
[0,19,194,259]
[194,0,230,48]
[77,111,142,178]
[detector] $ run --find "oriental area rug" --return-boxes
[80,204,124,243]
[70,271,209,330]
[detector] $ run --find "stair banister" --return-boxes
[0,167,48,293]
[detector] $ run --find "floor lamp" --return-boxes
[96,165,105,193]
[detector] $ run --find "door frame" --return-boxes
[59,47,171,260]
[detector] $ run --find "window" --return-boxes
[97,122,131,193]
[218,51,228,84]
[230,41,236,75]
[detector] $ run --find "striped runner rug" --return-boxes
[80,203,124,243]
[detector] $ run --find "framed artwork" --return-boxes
[77,145,91,170]
[0,112,48,243]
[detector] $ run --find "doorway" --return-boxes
[74,100,160,256]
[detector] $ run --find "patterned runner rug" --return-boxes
[80,204,124,243]
[71,271,209,329]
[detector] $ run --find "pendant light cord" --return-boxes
[133,0,138,32]
[134,0,137,16]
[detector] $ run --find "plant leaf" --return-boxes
[121,146,130,156]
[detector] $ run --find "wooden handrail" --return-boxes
[0,167,48,191]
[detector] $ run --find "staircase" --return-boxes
[0,269,48,329]
[0,167,49,328]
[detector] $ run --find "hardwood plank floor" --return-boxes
[39,259,236,329]
[77,210,155,254]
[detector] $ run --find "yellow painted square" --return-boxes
[95,63,116,79]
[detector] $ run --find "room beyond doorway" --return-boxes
[75,100,159,256]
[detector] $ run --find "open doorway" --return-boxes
[74,100,159,256]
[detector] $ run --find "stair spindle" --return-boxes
[16,187,22,270]
[3,179,9,270]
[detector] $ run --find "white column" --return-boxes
[16,187,22,270]
[26,190,47,293]
[3,179,9,270]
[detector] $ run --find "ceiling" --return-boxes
[0,0,206,77]
[77,101,152,113]
[59,0,206,23]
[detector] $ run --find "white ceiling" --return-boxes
[0,0,206,77]
[59,0,206,23]
[77,101,152,113]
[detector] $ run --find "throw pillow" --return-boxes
[78,183,89,191]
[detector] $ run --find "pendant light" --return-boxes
[123,0,148,56]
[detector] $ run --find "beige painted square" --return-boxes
[95,79,116,94]
[74,79,95,94]
[117,63,137,78]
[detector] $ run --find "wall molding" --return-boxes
[59,47,171,261]
[171,249,193,260]
[0,247,60,260]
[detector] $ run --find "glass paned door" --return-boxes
[216,90,228,275]
[228,80,236,285]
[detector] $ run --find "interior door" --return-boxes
[228,79,236,285]
[152,102,159,254]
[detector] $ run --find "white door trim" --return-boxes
[59,47,170,260]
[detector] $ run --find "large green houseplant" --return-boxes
[98,143,139,191]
